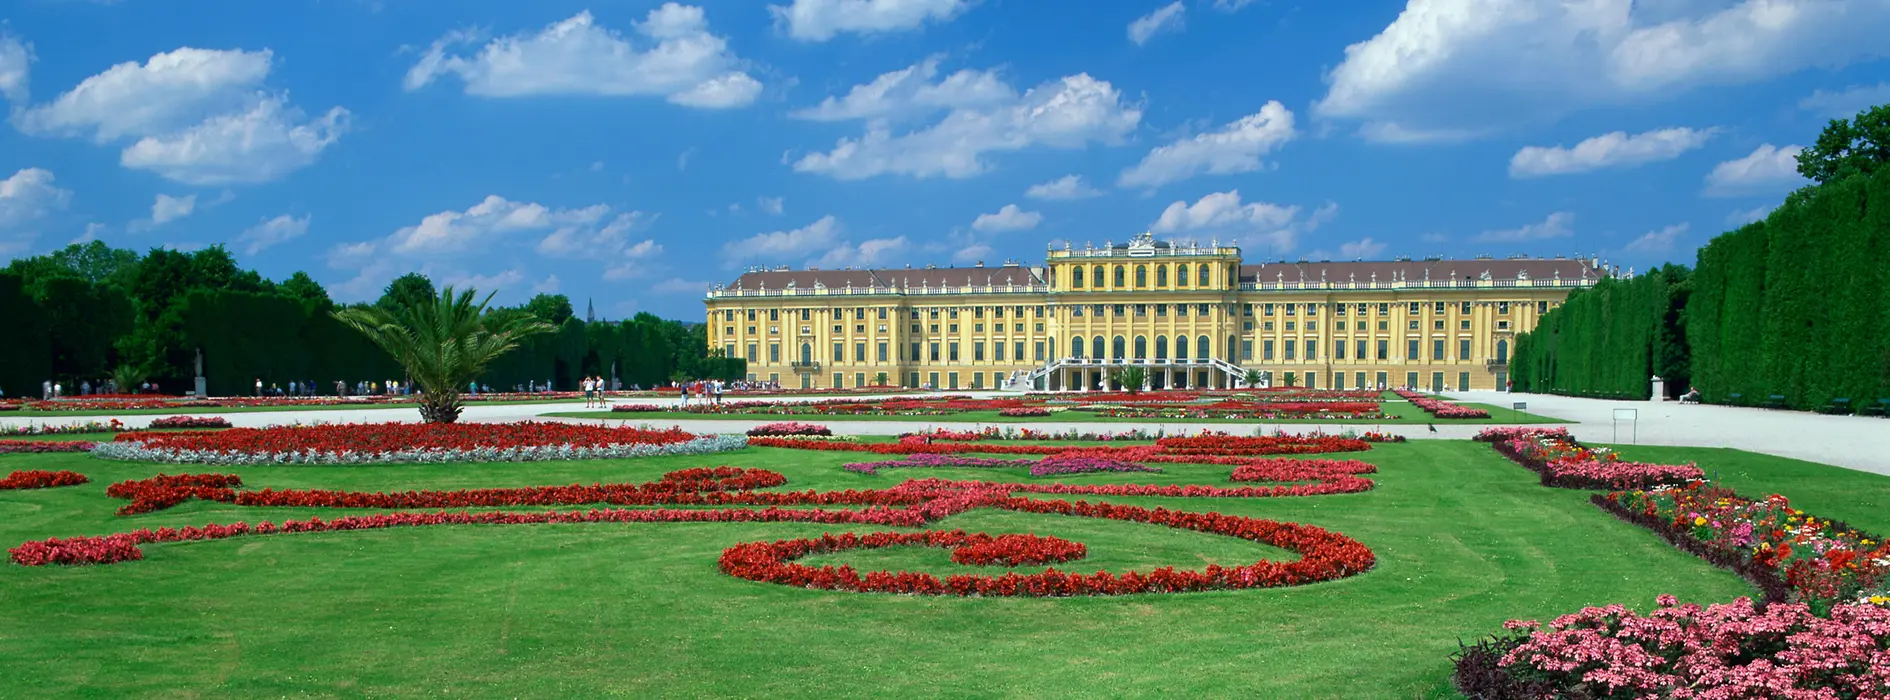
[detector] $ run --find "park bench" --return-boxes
[1862,399,1890,417]
[1728,392,1744,405]
[1819,397,1853,415]
[1760,394,1787,410]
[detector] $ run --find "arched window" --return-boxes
[1071,267,1084,288]
[1114,266,1126,287]
[800,343,812,363]
[1155,266,1167,287]
[1093,265,1105,288]
[1175,337,1189,360]
[1496,339,1509,364]
[1112,336,1126,359]
[1199,265,1211,287]
[1134,336,1148,359]
[1177,264,1189,287]
[1227,264,1237,286]
[1093,337,1106,359]
[1155,336,1168,359]
[1071,336,1085,358]
[1198,335,1211,359]
[1135,265,1148,287]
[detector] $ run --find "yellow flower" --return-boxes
[1694,516,1708,526]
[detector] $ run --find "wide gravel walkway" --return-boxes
[7,390,1889,476]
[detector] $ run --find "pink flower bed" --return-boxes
[746,422,833,437]
[1544,460,1706,491]
[1457,595,1890,699]
[1395,389,1490,419]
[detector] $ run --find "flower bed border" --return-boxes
[90,434,749,465]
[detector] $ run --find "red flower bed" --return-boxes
[0,470,89,490]
[0,440,97,454]
[610,404,665,412]
[146,416,233,430]
[17,433,1380,598]
[113,422,700,453]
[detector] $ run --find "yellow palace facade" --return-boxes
[704,233,1607,392]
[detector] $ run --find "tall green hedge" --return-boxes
[1509,267,1690,400]
[1687,167,1890,408]
[1514,165,1890,409]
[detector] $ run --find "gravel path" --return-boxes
[8,390,1888,477]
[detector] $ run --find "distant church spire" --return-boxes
[586,297,595,323]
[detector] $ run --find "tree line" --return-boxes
[0,247,743,396]
[1510,104,1890,410]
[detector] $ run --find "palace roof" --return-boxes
[722,264,1043,291]
[1239,258,1603,286]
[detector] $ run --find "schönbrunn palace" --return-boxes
[705,232,1609,393]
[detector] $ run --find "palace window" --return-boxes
[1114,305,1126,317]
[994,342,1005,361]
[974,307,984,319]
[1286,304,1296,316]
[1376,340,1388,360]
[770,344,781,363]
[1135,265,1148,287]
[1155,266,1167,287]
[1033,342,1043,361]
[1305,340,1317,360]
[1336,305,1346,316]
[1498,301,1510,314]
[1285,321,1295,331]
[1408,302,1421,314]
[1434,320,1445,330]
[1497,320,1511,330]
[1134,336,1148,359]
[747,344,758,362]
[949,324,958,332]
[1459,339,1471,361]
[1156,304,1167,317]
[878,308,887,320]
[832,343,843,361]
[855,343,867,362]
[1264,304,1275,316]
[1356,340,1367,360]
[1306,304,1318,316]
[974,323,984,332]
[949,343,961,361]
[910,342,920,360]
[1242,340,1254,360]
[1337,321,1347,331]
[1460,320,1471,330]
[974,343,985,361]
[1197,336,1210,358]
[1071,337,1085,357]
[1434,302,1447,314]
[1378,303,1389,315]
[1264,340,1276,360]
[1072,306,1084,317]
[1379,321,1389,331]
[1284,342,1296,360]
[1093,265,1106,288]
[1177,265,1190,286]
[929,343,940,361]
[1135,304,1147,317]
[1407,339,1419,360]
[769,309,780,321]
[1198,266,1211,286]
[1154,336,1168,359]
[1433,339,1446,361]
[1034,307,1044,317]
[1093,337,1106,358]
[1460,302,1471,314]
[1335,341,1347,360]
[994,306,1004,318]
[1113,336,1127,359]
[1175,338,1189,359]
[855,325,865,333]
[1177,305,1188,317]
[1114,266,1126,287]
[1198,304,1210,315]
[1538,301,1549,314]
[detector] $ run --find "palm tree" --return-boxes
[1242,369,1265,389]
[110,364,148,395]
[1110,366,1148,395]
[874,371,889,386]
[1283,371,1299,388]
[333,286,554,423]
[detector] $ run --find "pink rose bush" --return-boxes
[745,422,833,437]
[1395,389,1490,419]
[1488,428,1702,490]
[1456,595,1890,699]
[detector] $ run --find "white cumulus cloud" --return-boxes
[770,0,971,42]
[1150,190,1330,254]
[15,47,348,185]
[1509,127,1715,178]
[1025,174,1103,200]
[790,55,1012,122]
[0,34,31,104]
[1128,2,1187,45]
[150,194,196,226]
[1118,101,1296,188]
[404,6,761,109]
[1704,143,1807,196]
[1799,82,1890,117]
[721,215,906,269]
[1477,211,1575,242]
[1623,223,1687,254]
[1339,237,1388,259]
[1315,0,1890,139]
[793,73,1141,180]
[235,213,310,255]
[0,168,72,254]
[971,204,1042,232]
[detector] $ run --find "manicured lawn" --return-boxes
[6,438,1862,696]
[5,398,588,417]
[552,399,1568,425]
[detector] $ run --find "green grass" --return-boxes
[7,439,1875,696]
[549,399,1568,425]
[6,398,587,417]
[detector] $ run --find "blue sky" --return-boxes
[2,0,1887,320]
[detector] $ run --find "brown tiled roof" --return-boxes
[1239,258,1603,285]
[721,269,884,291]
[722,265,1042,291]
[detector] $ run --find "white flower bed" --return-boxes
[89,434,751,466]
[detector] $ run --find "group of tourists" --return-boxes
[34,379,166,400]
[581,376,613,408]
[677,379,725,405]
